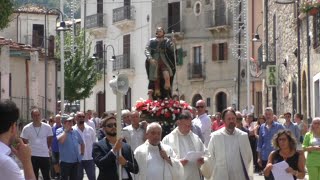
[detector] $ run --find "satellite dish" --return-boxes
[109,74,129,95]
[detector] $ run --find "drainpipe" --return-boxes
[265,0,269,107]
[297,0,301,113]
[25,58,30,122]
[16,13,21,42]
[306,14,311,123]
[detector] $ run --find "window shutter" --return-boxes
[223,43,228,60]
[212,44,217,61]
[177,48,183,65]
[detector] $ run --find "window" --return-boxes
[123,34,130,68]
[193,46,202,64]
[96,41,103,59]
[313,12,320,49]
[124,88,131,110]
[95,41,103,71]
[215,0,226,26]
[193,1,202,16]
[168,2,180,32]
[212,43,228,61]
[32,24,44,47]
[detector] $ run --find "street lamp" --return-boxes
[252,24,262,42]
[44,8,70,118]
[92,44,116,112]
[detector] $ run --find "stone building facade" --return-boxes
[264,0,320,121]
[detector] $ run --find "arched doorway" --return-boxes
[216,92,227,113]
[192,94,202,107]
[302,71,307,120]
[96,91,105,118]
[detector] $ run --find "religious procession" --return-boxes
[1,25,319,180]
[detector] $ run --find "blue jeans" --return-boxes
[77,160,96,180]
[60,161,79,180]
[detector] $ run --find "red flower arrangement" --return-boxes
[134,98,193,123]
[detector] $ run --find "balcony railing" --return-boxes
[188,62,206,80]
[112,54,130,71]
[85,13,107,29]
[112,5,135,23]
[205,10,228,28]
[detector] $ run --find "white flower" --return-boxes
[172,114,176,120]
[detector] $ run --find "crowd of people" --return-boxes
[1,98,320,180]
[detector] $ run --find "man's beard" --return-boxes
[106,131,116,137]
[227,123,236,131]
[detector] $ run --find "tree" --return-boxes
[0,0,14,30]
[56,29,102,103]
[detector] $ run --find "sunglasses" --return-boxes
[77,116,85,118]
[196,106,204,109]
[105,123,117,128]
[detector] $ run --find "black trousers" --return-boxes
[60,161,79,180]
[31,156,50,180]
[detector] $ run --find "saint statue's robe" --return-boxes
[162,128,207,180]
[134,140,183,180]
[201,128,253,180]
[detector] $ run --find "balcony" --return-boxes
[112,6,135,31]
[112,54,134,75]
[188,62,206,81]
[85,13,107,37]
[204,10,230,32]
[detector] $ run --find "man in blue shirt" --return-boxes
[283,112,300,143]
[57,114,84,180]
[257,107,284,180]
[51,114,62,179]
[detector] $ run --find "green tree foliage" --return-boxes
[0,0,14,30]
[56,29,102,103]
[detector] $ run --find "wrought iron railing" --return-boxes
[112,6,135,23]
[188,62,206,79]
[112,54,130,71]
[85,13,107,29]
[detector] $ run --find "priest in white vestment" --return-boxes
[162,110,206,180]
[201,108,253,180]
[134,122,183,180]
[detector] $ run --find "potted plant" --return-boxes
[301,0,320,16]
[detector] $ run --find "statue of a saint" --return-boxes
[145,27,176,100]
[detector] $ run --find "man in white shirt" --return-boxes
[73,111,96,180]
[134,122,183,180]
[192,100,211,146]
[122,110,145,151]
[21,108,53,180]
[163,110,206,180]
[0,99,36,180]
[85,112,96,131]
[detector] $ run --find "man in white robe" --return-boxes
[201,108,253,180]
[134,122,183,180]
[163,110,206,180]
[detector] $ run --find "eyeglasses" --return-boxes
[77,116,85,118]
[105,123,117,128]
[196,106,204,109]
